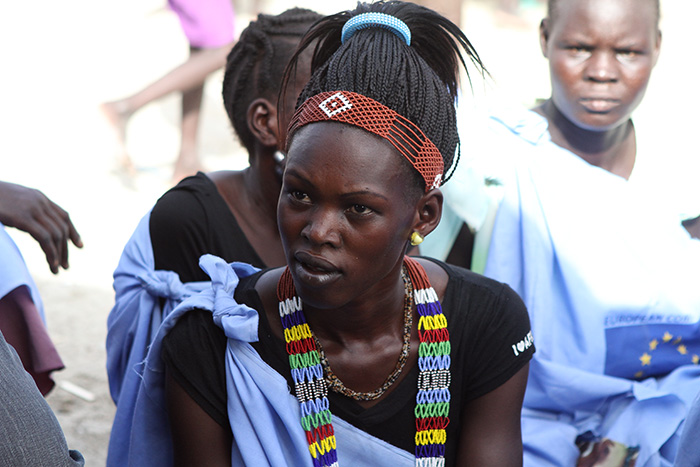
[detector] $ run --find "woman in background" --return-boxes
[422,0,700,464]
[105,9,321,467]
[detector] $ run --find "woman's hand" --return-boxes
[0,181,82,273]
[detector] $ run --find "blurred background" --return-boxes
[0,0,695,464]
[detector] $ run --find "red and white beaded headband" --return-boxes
[286,91,444,192]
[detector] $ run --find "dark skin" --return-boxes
[165,49,312,466]
[443,0,700,264]
[537,0,700,238]
[0,180,82,274]
[536,0,661,180]
[166,370,232,466]
[166,122,529,465]
[163,99,290,465]
[206,66,311,268]
[208,97,288,267]
[444,222,475,269]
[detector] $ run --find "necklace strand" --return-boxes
[277,257,450,467]
[313,267,413,401]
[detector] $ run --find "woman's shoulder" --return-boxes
[167,267,270,348]
[420,257,534,400]
[206,169,241,187]
[235,267,277,302]
[151,172,219,220]
[420,256,530,330]
[206,169,247,208]
[166,171,217,196]
[247,267,288,338]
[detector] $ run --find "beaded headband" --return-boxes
[286,91,444,192]
[341,12,411,46]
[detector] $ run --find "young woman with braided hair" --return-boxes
[124,2,534,466]
[147,7,322,280]
[105,9,321,467]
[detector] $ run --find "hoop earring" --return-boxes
[410,232,424,246]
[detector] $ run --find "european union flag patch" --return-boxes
[605,316,700,380]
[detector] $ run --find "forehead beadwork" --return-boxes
[286,90,444,193]
[319,92,352,118]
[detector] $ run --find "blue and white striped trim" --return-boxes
[341,12,411,46]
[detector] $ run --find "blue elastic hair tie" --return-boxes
[341,12,411,46]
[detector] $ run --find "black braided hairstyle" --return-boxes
[281,0,486,187]
[222,8,322,155]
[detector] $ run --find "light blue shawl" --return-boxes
[106,211,209,466]
[117,254,414,466]
[427,105,700,467]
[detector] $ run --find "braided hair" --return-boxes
[222,8,322,155]
[282,1,486,187]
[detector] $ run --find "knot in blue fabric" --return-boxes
[198,254,261,343]
[341,12,411,46]
[138,270,190,299]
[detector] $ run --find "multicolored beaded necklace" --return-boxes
[277,256,451,467]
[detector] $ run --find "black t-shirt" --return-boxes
[150,172,266,283]
[162,259,534,465]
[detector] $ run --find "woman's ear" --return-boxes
[412,188,443,239]
[539,18,550,58]
[246,98,279,148]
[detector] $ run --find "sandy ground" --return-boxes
[1,0,697,465]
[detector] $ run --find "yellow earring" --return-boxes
[410,231,424,246]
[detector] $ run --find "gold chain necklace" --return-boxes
[312,267,413,401]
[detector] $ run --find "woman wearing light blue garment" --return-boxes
[121,2,535,466]
[421,0,700,465]
[675,390,700,467]
[105,9,323,467]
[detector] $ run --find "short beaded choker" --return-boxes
[277,256,451,467]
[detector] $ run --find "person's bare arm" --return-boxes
[165,369,232,466]
[457,364,530,466]
[0,181,82,273]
